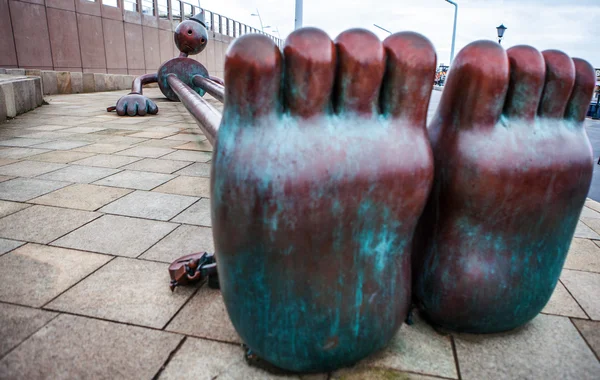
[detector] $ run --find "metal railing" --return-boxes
[99,0,284,47]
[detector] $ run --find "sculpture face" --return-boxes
[211,29,436,372]
[174,19,208,55]
[413,42,595,333]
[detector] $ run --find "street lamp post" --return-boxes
[251,9,265,32]
[445,0,458,65]
[295,0,303,30]
[496,24,507,44]
[373,24,392,34]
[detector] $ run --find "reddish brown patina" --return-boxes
[211,29,436,372]
[413,41,595,333]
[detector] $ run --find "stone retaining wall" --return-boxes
[0,68,142,122]
[0,74,44,122]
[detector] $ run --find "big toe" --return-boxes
[434,41,509,130]
[223,34,282,123]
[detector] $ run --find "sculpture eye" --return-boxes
[201,38,206,44]
[187,29,193,35]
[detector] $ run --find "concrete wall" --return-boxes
[0,0,230,79]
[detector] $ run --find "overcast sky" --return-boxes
[200,0,600,69]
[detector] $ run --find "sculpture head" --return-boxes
[174,12,209,55]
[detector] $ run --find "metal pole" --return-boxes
[295,0,303,30]
[445,0,458,65]
[373,24,392,34]
[167,75,221,145]
[192,75,225,103]
[255,8,265,32]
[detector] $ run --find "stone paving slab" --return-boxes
[0,160,66,177]
[115,145,175,158]
[0,238,24,256]
[32,140,92,150]
[561,269,600,320]
[0,147,51,159]
[0,178,71,202]
[135,139,188,148]
[36,165,121,183]
[72,143,131,154]
[581,206,600,218]
[454,314,600,379]
[30,184,132,211]
[564,237,600,273]
[363,313,457,379]
[71,154,143,168]
[153,175,211,197]
[173,162,211,177]
[52,214,177,257]
[0,200,30,218]
[165,286,241,343]
[141,224,214,263]
[575,221,600,239]
[27,150,96,163]
[585,199,600,213]
[0,314,182,380]
[93,170,175,190]
[571,319,600,359]
[332,368,440,379]
[0,243,111,307]
[0,303,58,357]
[171,198,212,226]
[0,137,52,147]
[541,281,587,318]
[0,158,17,167]
[122,158,193,174]
[159,337,326,380]
[0,205,100,244]
[99,190,198,221]
[46,258,196,329]
[161,150,212,162]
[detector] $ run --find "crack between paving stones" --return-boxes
[167,197,205,223]
[40,256,117,309]
[151,336,188,380]
[450,335,462,380]
[136,222,188,260]
[0,312,60,362]
[160,282,203,330]
[568,317,600,362]
[370,365,458,380]
[559,279,592,320]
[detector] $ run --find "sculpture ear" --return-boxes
[223,34,282,123]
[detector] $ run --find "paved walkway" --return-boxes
[0,89,599,379]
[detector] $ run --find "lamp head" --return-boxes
[496,24,507,39]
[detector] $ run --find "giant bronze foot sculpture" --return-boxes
[413,42,596,333]
[211,28,435,372]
